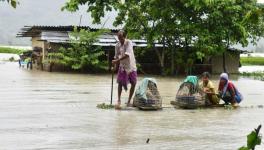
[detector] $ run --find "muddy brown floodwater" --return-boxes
[0,62,264,150]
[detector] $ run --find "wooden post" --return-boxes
[110,68,114,105]
[223,52,227,73]
[108,48,111,71]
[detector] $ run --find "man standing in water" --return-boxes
[112,30,137,108]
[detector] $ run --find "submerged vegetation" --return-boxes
[96,103,115,109]
[0,47,23,54]
[240,71,264,81]
[8,56,15,62]
[224,104,234,110]
[241,57,264,66]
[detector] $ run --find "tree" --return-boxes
[63,0,264,75]
[188,0,264,73]
[47,27,108,72]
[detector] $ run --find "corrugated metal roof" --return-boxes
[16,25,251,52]
[41,31,69,42]
[28,29,162,47]
[16,25,119,37]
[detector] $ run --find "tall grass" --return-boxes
[0,47,23,54]
[240,57,264,66]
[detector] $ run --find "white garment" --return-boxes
[115,39,137,73]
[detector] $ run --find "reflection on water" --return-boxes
[0,62,264,150]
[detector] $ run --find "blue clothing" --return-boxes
[135,78,157,100]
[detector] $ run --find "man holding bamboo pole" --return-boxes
[112,30,137,108]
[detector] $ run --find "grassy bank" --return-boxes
[0,47,23,54]
[240,57,264,66]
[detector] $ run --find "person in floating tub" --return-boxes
[218,73,243,106]
[199,72,219,105]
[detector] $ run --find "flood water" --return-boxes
[239,65,264,73]
[0,62,264,150]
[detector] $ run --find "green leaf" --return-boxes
[238,146,249,150]
[11,0,16,8]
[247,131,262,149]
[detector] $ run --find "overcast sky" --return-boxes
[0,0,264,51]
[0,0,118,45]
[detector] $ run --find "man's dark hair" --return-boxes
[202,72,210,78]
[118,30,127,38]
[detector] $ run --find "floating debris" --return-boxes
[257,105,264,109]
[146,138,150,144]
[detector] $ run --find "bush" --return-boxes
[47,27,108,72]
[9,57,15,62]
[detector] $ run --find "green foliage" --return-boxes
[97,103,115,109]
[1,0,18,8]
[24,57,31,62]
[196,51,205,61]
[47,27,108,71]
[239,125,262,150]
[10,0,16,8]
[239,147,249,150]
[63,0,264,75]
[247,131,261,149]
[241,57,264,66]
[224,104,234,110]
[0,47,23,54]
